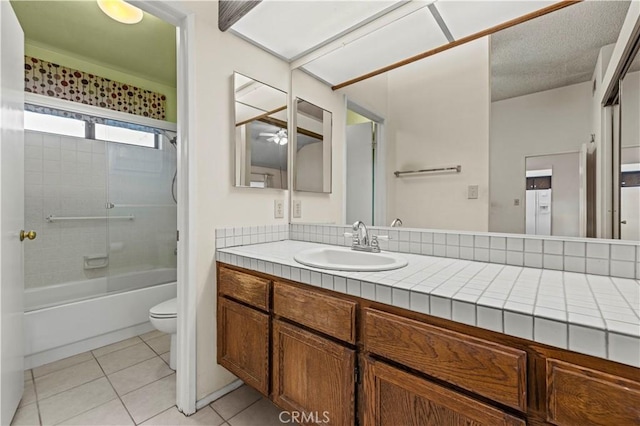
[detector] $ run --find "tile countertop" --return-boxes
[217,240,640,368]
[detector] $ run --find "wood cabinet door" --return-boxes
[547,359,640,425]
[272,319,356,425]
[362,357,525,426]
[217,297,270,395]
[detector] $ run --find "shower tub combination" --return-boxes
[24,268,177,369]
[23,121,178,369]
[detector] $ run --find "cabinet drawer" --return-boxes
[217,297,270,395]
[547,359,640,425]
[363,357,525,426]
[219,266,270,311]
[273,281,357,344]
[364,308,527,412]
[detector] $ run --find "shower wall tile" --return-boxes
[24,130,177,310]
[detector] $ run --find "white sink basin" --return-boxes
[294,247,408,272]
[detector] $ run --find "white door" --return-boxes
[346,122,374,224]
[0,2,25,424]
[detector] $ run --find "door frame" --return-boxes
[130,1,196,415]
[344,100,387,226]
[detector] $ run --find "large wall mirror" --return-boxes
[617,39,640,241]
[234,72,288,189]
[330,0,632,240]
[294,98,332,193]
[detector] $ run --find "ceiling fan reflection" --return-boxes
[259,128,288,145]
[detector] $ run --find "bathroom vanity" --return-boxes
[216,241,640,426]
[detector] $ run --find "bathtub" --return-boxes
[24,268,177,369]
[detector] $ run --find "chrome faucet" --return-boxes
[346,221,388,253]
[390,218,403,227]
[353,221,370,247]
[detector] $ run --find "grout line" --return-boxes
[33,359,105,403]
[221,398,263,423]
[91,344,139,426]
[38,376,110,425]
[28,373,44,426]
[90,336,144,358]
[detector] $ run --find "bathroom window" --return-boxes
[24,111,86,138]
[24,106,163,149]
[94,123,157,148]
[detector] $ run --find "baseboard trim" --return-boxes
[25,322,155,369]
[195,379,244,410]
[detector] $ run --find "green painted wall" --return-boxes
[26,42,177,123]
[347,109,371,125]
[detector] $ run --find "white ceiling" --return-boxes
[231,0,402,60]
[230,0,588,86]
[303,7,448,84]
[491,0,630,101]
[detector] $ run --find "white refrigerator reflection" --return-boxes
[526,189,552,235]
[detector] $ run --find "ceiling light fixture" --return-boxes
[97,0,143,24]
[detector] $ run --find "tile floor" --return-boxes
[12,332,289,425]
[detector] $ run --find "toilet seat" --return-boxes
[149,297,177,319]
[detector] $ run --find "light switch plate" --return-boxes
[293,200,302,218]
[467,185,479,199]
[274,200,284,218]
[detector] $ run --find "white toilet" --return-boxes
[149,298,177,370]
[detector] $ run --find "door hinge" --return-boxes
[355,365,360,384]
[176,230,179,241]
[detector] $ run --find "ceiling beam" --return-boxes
[290,1,435,70]
[331,0,582,91]
[219,1,262,32]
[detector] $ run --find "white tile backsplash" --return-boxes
[587,243,610,259]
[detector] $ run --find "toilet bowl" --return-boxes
[149,297,177,370]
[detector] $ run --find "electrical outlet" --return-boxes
[293,200,302,218]
[274,200,284,219]
[467,185,479,199]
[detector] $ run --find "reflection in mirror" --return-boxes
[331,1,631,238]
[294,98,332,193]
[618,47,640,241]
[234,72,288,189]
[490,0,629,238]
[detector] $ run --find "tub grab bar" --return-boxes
[46,215,134,222]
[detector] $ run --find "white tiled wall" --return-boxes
[288,223,640,280]
[24,130,177,294]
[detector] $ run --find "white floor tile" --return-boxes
[19,380,36,408]
[38,378,116,426]
[142,406,224,426]
[109,357,173,396]
[121,374,176,424]
[96,343,157,375]
[35,359,104,400]
[92,337,143,358]
[61,398,134,426]
[32,352,93,378]
[227,398,285,426]
[139,330,165,342]
[10,403,39,426]
[210,386,262,420]
[145,335,171,355]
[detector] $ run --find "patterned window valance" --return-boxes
[24,56,166,120]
